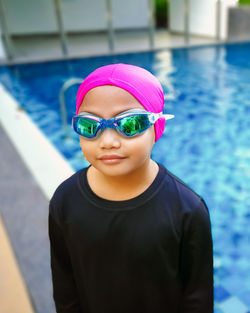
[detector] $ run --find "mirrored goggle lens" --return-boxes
[73,117,100,138]
[116,114,151,136]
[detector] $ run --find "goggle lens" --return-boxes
[74,117,100,138]
[116,114,150,136]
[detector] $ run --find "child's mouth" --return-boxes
[99,155,126,164]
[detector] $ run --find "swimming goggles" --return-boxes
[72,109,174,139]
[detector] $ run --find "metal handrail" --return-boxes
[59,78,83,139]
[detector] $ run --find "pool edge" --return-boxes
[0,83,75,201]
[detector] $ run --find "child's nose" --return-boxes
[98,128,121,149]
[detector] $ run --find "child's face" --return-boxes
[78,85,155,177]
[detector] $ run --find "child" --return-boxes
[48,63,213,313]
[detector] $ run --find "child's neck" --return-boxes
[87,159,159,201]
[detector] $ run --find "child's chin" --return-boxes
[97,163,133,177]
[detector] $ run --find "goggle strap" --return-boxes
[149,112,175,123]
[163,114,175,120]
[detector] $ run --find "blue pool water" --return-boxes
[1,42,250,313]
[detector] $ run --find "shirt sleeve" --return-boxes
[179,198,214,313]
[48,199,82,313]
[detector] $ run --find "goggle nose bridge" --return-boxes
[100,117,118,131]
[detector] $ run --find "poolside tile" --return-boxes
[214,308,224,313]
[218,296,249,313]
[221,274,248,295]
[214,265,232,280]
[238,290,250,308]
[214,285,231,303]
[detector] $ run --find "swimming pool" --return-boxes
[1,42,250,313]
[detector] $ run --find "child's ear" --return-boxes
[151,128,156,146]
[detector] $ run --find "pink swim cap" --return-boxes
[76,63,166,141]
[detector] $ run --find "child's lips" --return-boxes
[98,155,126,164]
[99,155,125,160]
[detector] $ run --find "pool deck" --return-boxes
[0,85,73,312]
[0,31,219,312]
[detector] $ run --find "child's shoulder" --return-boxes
[160,164,208,214]
[50,167,87,205]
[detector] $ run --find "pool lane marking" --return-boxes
[0,83,74,201]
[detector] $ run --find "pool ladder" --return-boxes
[59,77,82,139]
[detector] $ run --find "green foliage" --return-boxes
[155,0,169,28]
[239,0,250,5]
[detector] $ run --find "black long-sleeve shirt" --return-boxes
[48,163,213,313]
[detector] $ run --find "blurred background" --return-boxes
[0,0,250,312]
[1,0,249,62]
